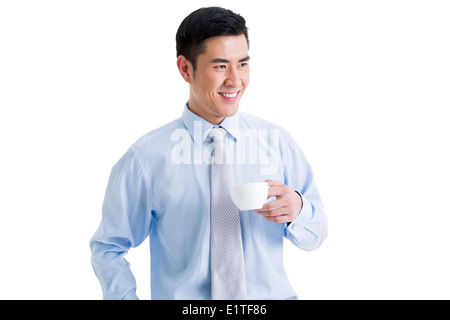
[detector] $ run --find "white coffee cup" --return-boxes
[229,182,269,211]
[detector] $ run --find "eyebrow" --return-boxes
[210,56,250,63]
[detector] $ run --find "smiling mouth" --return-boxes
[218,90,240,101]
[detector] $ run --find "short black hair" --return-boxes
[176,7,249,71]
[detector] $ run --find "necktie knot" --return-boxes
[209,127,228,165]
[209,127,227,142]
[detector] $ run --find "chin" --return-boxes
[221,103,240,117]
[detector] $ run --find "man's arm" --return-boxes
[255,132,328,251]
[90,149,151,299]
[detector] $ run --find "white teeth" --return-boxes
[220,92,238,98]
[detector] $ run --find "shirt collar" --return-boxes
[181,103,241,146]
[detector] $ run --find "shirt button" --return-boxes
[291,223,296,230]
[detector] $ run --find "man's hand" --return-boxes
[254,179,303,223]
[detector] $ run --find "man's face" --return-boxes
[185,34,250,125]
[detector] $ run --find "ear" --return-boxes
[176,55,193,84]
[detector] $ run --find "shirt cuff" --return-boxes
[284,192,313,242]
[121,290,139,300]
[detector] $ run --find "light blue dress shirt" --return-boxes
[90,104,328,300]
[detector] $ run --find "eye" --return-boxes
[239,62,248,68]
[214,65,227,69]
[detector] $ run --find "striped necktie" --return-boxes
[209,127,247,300]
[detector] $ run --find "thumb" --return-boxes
[265,179,284,187]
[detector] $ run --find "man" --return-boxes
[90,6,327,300]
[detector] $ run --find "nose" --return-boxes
[224,67,242,88]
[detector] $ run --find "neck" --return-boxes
[187,102,225,126]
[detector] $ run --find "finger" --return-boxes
[256,198,284,213]
[263,214,292,223]
[255,204,291,217]
[267,186,283,198]
[268,185,291,199]
[265,179,284,188]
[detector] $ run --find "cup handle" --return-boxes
[263,196,276,205]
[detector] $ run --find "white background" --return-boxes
[1,0,449,300]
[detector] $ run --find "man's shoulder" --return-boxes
[130,118,183,152]
[239,111,286,131]
[238,111,298,145]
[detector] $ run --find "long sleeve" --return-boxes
[281,132,328,251]
[90,149,151,300]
